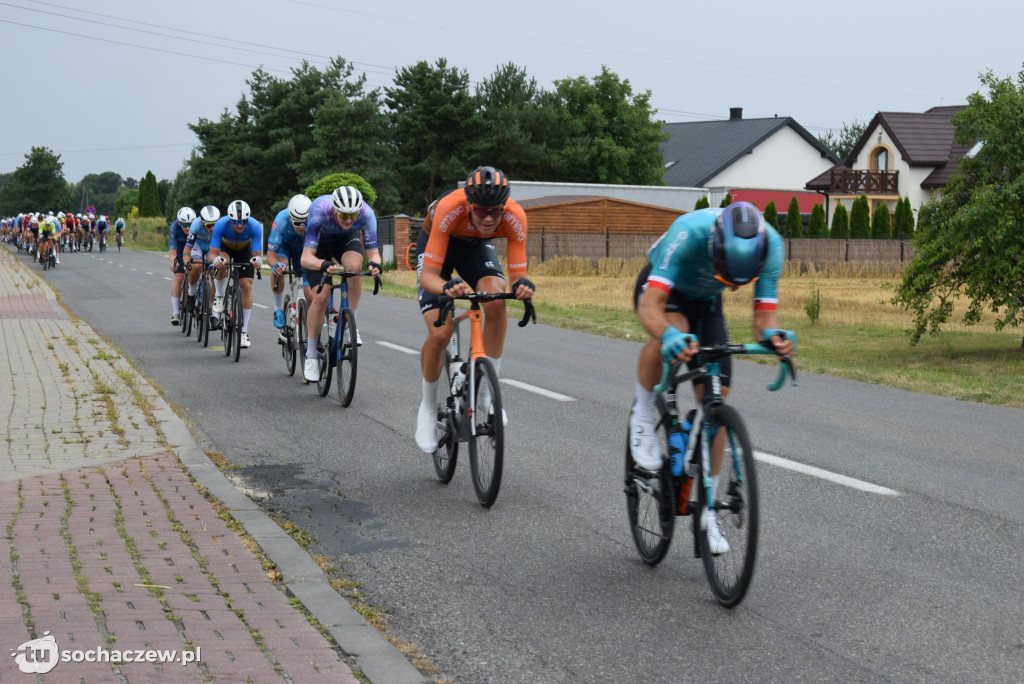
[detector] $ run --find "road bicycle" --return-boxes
[193,259,214,348]
[217,261,261,363]
[98,232,107,253]
[175,259,192,337]
[115,232,123,252]
[311,270,381,406]
[275,268,307,377]
[431,292,536,508]
[624,336,796,608]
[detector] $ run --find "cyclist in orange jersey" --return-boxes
[413,166,534,452]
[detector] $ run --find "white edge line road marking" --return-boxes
[376,341,419,355]
[500,378,575,402]
[163,276,172,281]
[253,303,269,309]
[146,272,154,275]
[755,451,900,495]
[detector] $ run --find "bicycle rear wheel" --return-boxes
[316,314,332,397]
[200,281,212,347]
[335,310,358,406]
[467,358,503,507]
[698,404,759,608]
[181,288,193,337]
[232,291,243,362]
[297,299,309,383]
[222,291,233,357]
[282,295,296,375]
[624,410,675,565]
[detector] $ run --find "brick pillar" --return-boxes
[394,216,411,270]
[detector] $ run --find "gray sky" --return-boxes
[2,0,1020,185]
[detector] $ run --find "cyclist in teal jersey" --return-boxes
[630,201,794,553]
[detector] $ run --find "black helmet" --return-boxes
[710,201,769,286]
[464,166,510,206]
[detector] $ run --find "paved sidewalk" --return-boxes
[0,246,426,682]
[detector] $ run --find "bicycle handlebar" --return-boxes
[433,292,537,328]
[315,270,382,296]
[654,341,797,394]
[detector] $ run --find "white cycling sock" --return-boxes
[188,282,198,296]
[273,292,283,309]
[215,278,226,298]
[421,377,438,408]
[632,382,657,422]
[306,337,317,359]
[242,308,252,332]
[489,356,502,376]
[171,297,180,315]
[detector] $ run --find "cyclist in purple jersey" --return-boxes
[299,186,382,382]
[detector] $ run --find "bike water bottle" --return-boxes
[668,430,686,477]
[450,362,466,395]
[328,308,338,338]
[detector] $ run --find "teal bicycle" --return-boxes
[625,334,796,607]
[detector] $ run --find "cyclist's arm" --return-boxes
[637,286,677,341]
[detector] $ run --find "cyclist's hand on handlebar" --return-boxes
[511,276,535,300]
[762,328,796,357]
[250,255,263,269]
[442,277,470,298]
[367,260,382,277]
[661,326,699,363]
[213,255,227,267]
[273,262,286,274]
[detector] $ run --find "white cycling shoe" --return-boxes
[415,402,438,453]
[629,412,662,471]
[303,358,319,383]
[240,332,251,349]
[702,508,731,555]
[212,296,225,314]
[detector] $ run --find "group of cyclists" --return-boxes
[4,165,795,556]
[2,211,126,265]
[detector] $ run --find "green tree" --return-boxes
[785,196,803,237]
[475,63,551,181]
[304,172,377,207]
[693,196,710,210]
[385,58,483,211]
[849,195,871,238]
[138,171,160,216]
[893,196,915,238]
[0,147,68,214]
[817,119,867,159]
[893,67,1024,347]
[871,202,892,238]
[763,201,779,230]
[808,202,828,237]
[114,188,139,218]
[719,191,733,208]
[831,203,849,239]
[540,66,666,185]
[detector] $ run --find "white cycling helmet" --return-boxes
[331,186,363,214]
[287,194,312,223]
[199,205,220,224]
[177,207,197,224]
[227,199,251,221]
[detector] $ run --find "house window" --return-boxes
[871,147,891,173]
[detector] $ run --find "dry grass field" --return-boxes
[382,257,1024,408]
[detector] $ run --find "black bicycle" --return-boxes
[431,292,536,507]
[312,270,381,406]
[275,268,307,378]
[625,336,796,608]
[217,261,261,363]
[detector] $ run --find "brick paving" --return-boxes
[0,247,360,682]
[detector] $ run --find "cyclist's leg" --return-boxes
[339,235,366,313]
[302,242,340,360]
[688,295,731,478]
[414,233,455,453]
[234,249,255,333]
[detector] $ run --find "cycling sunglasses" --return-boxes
[472,204,504,219]
[334,211,358,222]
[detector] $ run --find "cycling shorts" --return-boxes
[221,247,255,279]
[415,229,506,314]
[633,263,731,388]
[302,233,364,289]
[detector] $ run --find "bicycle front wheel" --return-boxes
[231,291,243,362]
[282,295,297,376]
[467,358,503,507]
[200,282,212,347]
[222,292,233,357]
[698,404,759,608]
[316,315,332,397]
[624,410,675,565]
[336,310,358,406]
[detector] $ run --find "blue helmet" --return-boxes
[710,201,768,286]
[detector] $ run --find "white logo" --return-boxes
[11,632,59,674]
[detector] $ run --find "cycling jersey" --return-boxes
[167,220,191,251]
[304,195,377,251]
[95,218,109,233]
[185,218,215,252]
[421,188,528,280]
[645,208,784,311]
[267,209,305,262]
[210,216,262,252]
[114,219,125,232]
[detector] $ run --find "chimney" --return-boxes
[729,107,743,121]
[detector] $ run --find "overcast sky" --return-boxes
[2,0,1021,185]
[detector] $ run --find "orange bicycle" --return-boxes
[431,292,535,507]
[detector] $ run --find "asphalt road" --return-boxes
[24,244,1024,683]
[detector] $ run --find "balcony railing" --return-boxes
[829,169,898,195]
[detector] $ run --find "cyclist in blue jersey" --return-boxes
[168,207,197,326]
[298,186,382,382]
[267,194,312,329]
[183,205,220,313]
[209,199,264,349]
[630,201,794,554]
[95,215,109,250]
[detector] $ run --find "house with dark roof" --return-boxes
[660,108,840,208]
[805,105,968,221]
